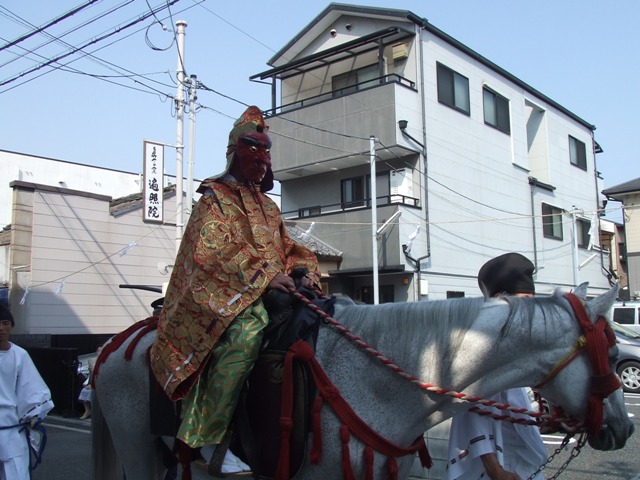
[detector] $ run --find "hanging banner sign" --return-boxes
[143,140,164,223]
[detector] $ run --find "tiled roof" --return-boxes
[287,223,343,259]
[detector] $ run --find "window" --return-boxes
[436,62,470,115]
[613,308,636,326]
[298,206,321,218]
[483,87,510,134]
[576,218,591,249]
[341,177,365,208]
[361,285,395,304]
[332,64,379,97]
[542,203,563,240]
[569,135,587,170]
[447,291,465,299]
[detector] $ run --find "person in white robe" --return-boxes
[0,303,54,480]
[447,388,547,480]
[447,253,547,480]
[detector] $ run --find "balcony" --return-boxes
[263,74,416,117]
[265,80,422,182]
[283,193,419,220]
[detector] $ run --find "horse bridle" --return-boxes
[534,293,621,437]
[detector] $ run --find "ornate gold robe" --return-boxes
[150,178,318,400]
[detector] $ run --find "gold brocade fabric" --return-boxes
[149,178,318,400]
[177,301,268,447]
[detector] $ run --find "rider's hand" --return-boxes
[29,416,38,429]
[299,274,322,294]
[268,272,296,293]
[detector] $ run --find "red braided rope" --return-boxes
[288,289,580,430]
[92,316,158,385]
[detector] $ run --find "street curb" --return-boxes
[45,414,91,430]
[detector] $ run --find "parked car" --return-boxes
[612,322,640,394]
[611,301,640,333]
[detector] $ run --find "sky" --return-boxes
[1,0,638,223]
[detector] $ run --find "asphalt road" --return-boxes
[540,392,640,480]
[32,392,640,480]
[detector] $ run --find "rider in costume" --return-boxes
[150,106,320,475]
[447,253,547,480]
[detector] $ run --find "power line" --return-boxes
[0,0,101,53]
[0,0,182,89]
[0,1,135,70]
[0,3,179,98]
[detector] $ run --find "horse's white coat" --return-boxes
[92,285,633,480]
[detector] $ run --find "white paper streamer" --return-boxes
[119,241,138,257]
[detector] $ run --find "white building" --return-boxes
[251,4,614,302]
[0,149,150,228]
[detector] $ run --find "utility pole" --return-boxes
[174,20,187,254]
[370,136,379,304]
[186,74,197,219]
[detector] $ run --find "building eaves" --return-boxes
[110,184,177,217]
[9,180,112,202]
[253,26,414,81]
[328,264,405,276]
[602,177,640,199]
[262,2,595,131]
[267,3,415,68]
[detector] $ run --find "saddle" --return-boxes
[231,287,334,479]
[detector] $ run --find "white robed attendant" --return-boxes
[447,387,547,480]
[0,342,54,480]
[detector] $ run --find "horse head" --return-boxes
[538,283,634,450]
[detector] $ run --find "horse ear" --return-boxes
[586,284,620,319]
[572,282,589,300]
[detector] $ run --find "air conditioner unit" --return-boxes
[392,43,408,61]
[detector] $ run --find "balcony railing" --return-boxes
[264,74,416,117]
[282,194,420,220]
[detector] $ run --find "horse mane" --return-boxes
[330,289,573,368]
[332,296,485,368]
[500,288,574,338]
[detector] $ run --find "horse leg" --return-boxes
[94,334,167,480]
[91,390,124,480]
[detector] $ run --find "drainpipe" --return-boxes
[591,131,616,286]
[403,245,430,299]
[398,26,432,301]
[528,179,539,273]
[417,27,431,266]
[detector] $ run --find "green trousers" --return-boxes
[177,300,268,447]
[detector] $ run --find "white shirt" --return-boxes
[0,343,54,460]
[447,388,547,480]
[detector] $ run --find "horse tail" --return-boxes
[91,389,125,480]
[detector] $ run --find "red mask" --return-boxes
[229,132,272,184]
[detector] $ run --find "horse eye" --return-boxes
[264,148,270,154]
[249,146,258,153]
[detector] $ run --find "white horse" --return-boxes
[91,284,633,480]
